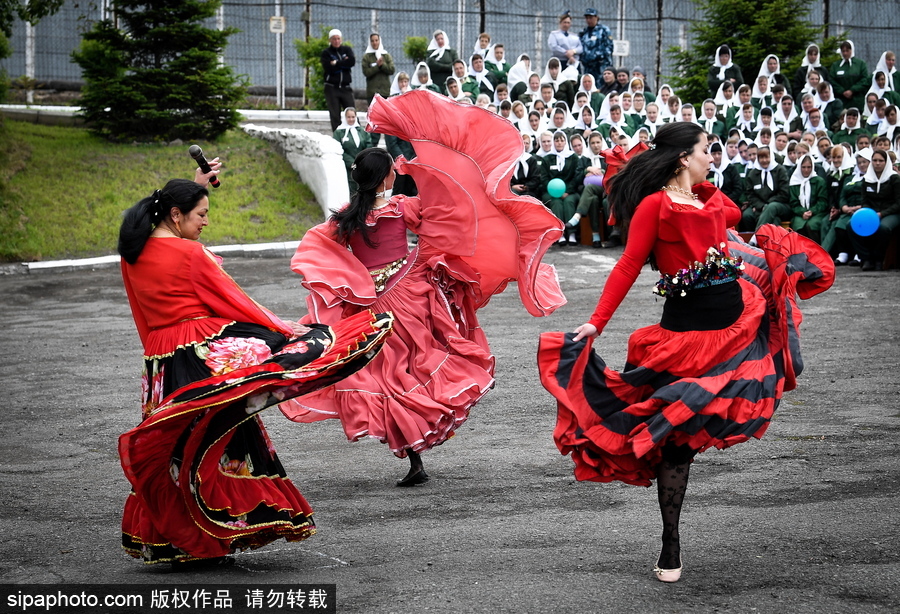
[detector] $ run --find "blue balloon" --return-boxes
[850,207,880,237]
[547,178,566,198]
[584,174,604,187]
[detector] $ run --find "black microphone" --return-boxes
[188,145,220,188]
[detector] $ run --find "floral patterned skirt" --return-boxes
[121,311,393,564]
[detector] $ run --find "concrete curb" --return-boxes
[0,104,366,126]
[1,241,301,276]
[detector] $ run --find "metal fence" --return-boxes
[2,0,898,104]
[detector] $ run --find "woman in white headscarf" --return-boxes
[575,104,599,138]
[541,129,581,245]
[541,57,576,108]
[521,110,549,144]
[510,100,528,129]
[333,107,372,192]
[773,94,798,130]
[714,81,738,111]
[829,40,870,113]
[815,82,843,129]
[656,83,674,109]
[577,73,605,116]
[444,76,467,102]
[472,32,493,58]
[517,71,543,105]
[793,44,830,95]
[751,74,774,111]
[707,44,743,98]
[823,147,869,263]
[425,30,459,94]
[506,54,532,100]
[389,71,411,97]
[757,54,791,96]
[641,102,665,137]
[800,67,824,98]
[877,104,900,142]
[849,148,900,270]
[411,62,441,93]
[874,51,897,93]
[595,91,619,122]
[787,153,829,241]
[679,103,701,126]
[468,53,497,97]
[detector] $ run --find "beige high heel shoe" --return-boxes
[653,553,683,583]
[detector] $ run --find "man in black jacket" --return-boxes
[321,29,356,130]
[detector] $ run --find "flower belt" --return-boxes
[369,256,408,293]
[653,243,745,298]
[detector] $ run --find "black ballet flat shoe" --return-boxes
[861,260,875,271]
[170,556,235,571]
[592,240,603,248]
[602,235,622,248]
[396,469,429,487]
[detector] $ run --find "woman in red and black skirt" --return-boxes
[538,121,833,582]
[117,171,392,567]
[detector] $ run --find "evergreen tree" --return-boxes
[72,0,247,141]
[666,0,834,104]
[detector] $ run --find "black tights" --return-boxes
[656,442,695,569]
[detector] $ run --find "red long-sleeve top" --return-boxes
[121,237,292,358]
[588,183,742,333]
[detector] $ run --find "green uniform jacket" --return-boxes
[699,118,726,140]
[554,80,576,108]
[707,64,744,98]
[744,165,790,211]
[361,52,395,101]
[829,59,870,112]
[589,92,605,116]
[706,164,744,206]
[540,153,582,196]
[825,168,853,209]
[486,61,511,84]
[820,99,844,130]
[832,126,871,149]
[597,122,635,140]
[839,176,864,210]
[511,155,543,199]
[426,48,459,94]
[789,175,829,231]
[334,127,372,191]
[862,174,900,217]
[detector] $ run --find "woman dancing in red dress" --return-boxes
[282,90,567,486]
[538,122,833,582]
[117,170,392,567]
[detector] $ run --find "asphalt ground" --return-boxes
[0,247,898,614]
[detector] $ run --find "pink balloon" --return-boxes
[584,174,603,187]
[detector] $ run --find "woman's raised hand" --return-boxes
[572,323,598,342]
[194,157,222,187]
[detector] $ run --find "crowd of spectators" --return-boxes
[330,11,900,268]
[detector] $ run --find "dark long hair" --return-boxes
[331,147,394,248]
[117,179,209,264]
[606,121,705,240]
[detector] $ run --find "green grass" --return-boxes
[0,119,324,261]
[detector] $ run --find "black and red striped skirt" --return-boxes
[538,225,834,487]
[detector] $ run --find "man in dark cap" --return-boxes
[579,8,613,81]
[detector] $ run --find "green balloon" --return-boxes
[547,178,566,198]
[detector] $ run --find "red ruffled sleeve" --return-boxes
[290,222,377,324]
